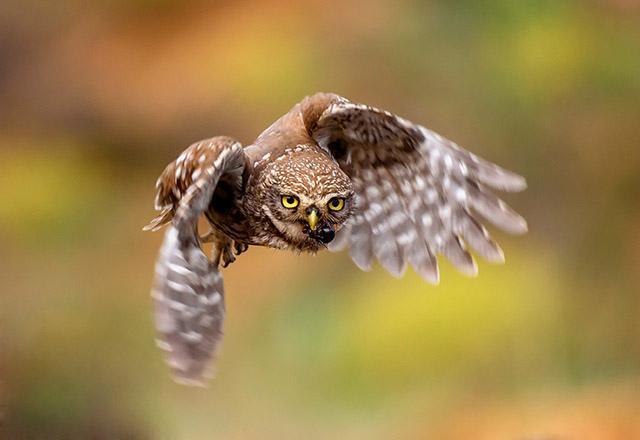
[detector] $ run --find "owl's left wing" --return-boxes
[302,93,527,283]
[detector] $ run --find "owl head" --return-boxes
[260,146,354,250]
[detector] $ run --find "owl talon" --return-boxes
[233,242,248,255]
[211,238,244,268]
[221,245,236,268]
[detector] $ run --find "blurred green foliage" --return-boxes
[1,0,639,438]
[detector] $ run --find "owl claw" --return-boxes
[233,242,248,255]
[221,245,236,268]
[211,237,247,268]
[221,240,248,267]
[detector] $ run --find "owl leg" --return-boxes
[208,232,247,268]
[209,236,235,268]
[210,240,225,267]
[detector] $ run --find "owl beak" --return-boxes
[306,208,319,231]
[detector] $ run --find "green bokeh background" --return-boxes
[1,1,639,438]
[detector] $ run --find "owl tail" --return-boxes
[152,225,225,385]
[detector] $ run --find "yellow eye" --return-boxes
[327,197,345,211]
[281,195,299,209]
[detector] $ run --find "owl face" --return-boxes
[260,147,354,250]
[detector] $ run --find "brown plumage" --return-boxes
[144,92,528,384]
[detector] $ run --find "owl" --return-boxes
[144,92,527,385]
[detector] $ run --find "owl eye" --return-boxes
[281,195,299,209]
[327,197,345,211]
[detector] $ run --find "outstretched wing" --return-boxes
[302,93,527,283]
[146,136,245,384]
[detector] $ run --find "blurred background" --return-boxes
[1,0,639,438]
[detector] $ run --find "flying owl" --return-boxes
[144,92,527,385]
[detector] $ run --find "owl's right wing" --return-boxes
[302,93,527,283]
[145,136,245,385]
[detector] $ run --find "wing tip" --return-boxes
[485,245,506,264]
[458,259,479,277]
[172,374,210,387]
[509,216,529,235]
[496,171,527,192]
[414,264,440,285]
[478,162,528,193]
[488,175,527,193]
[513,174,527,192]
[384,261,408,279]
[423,274,440,285]
[352,252,374,272]
[166,355,216,387]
